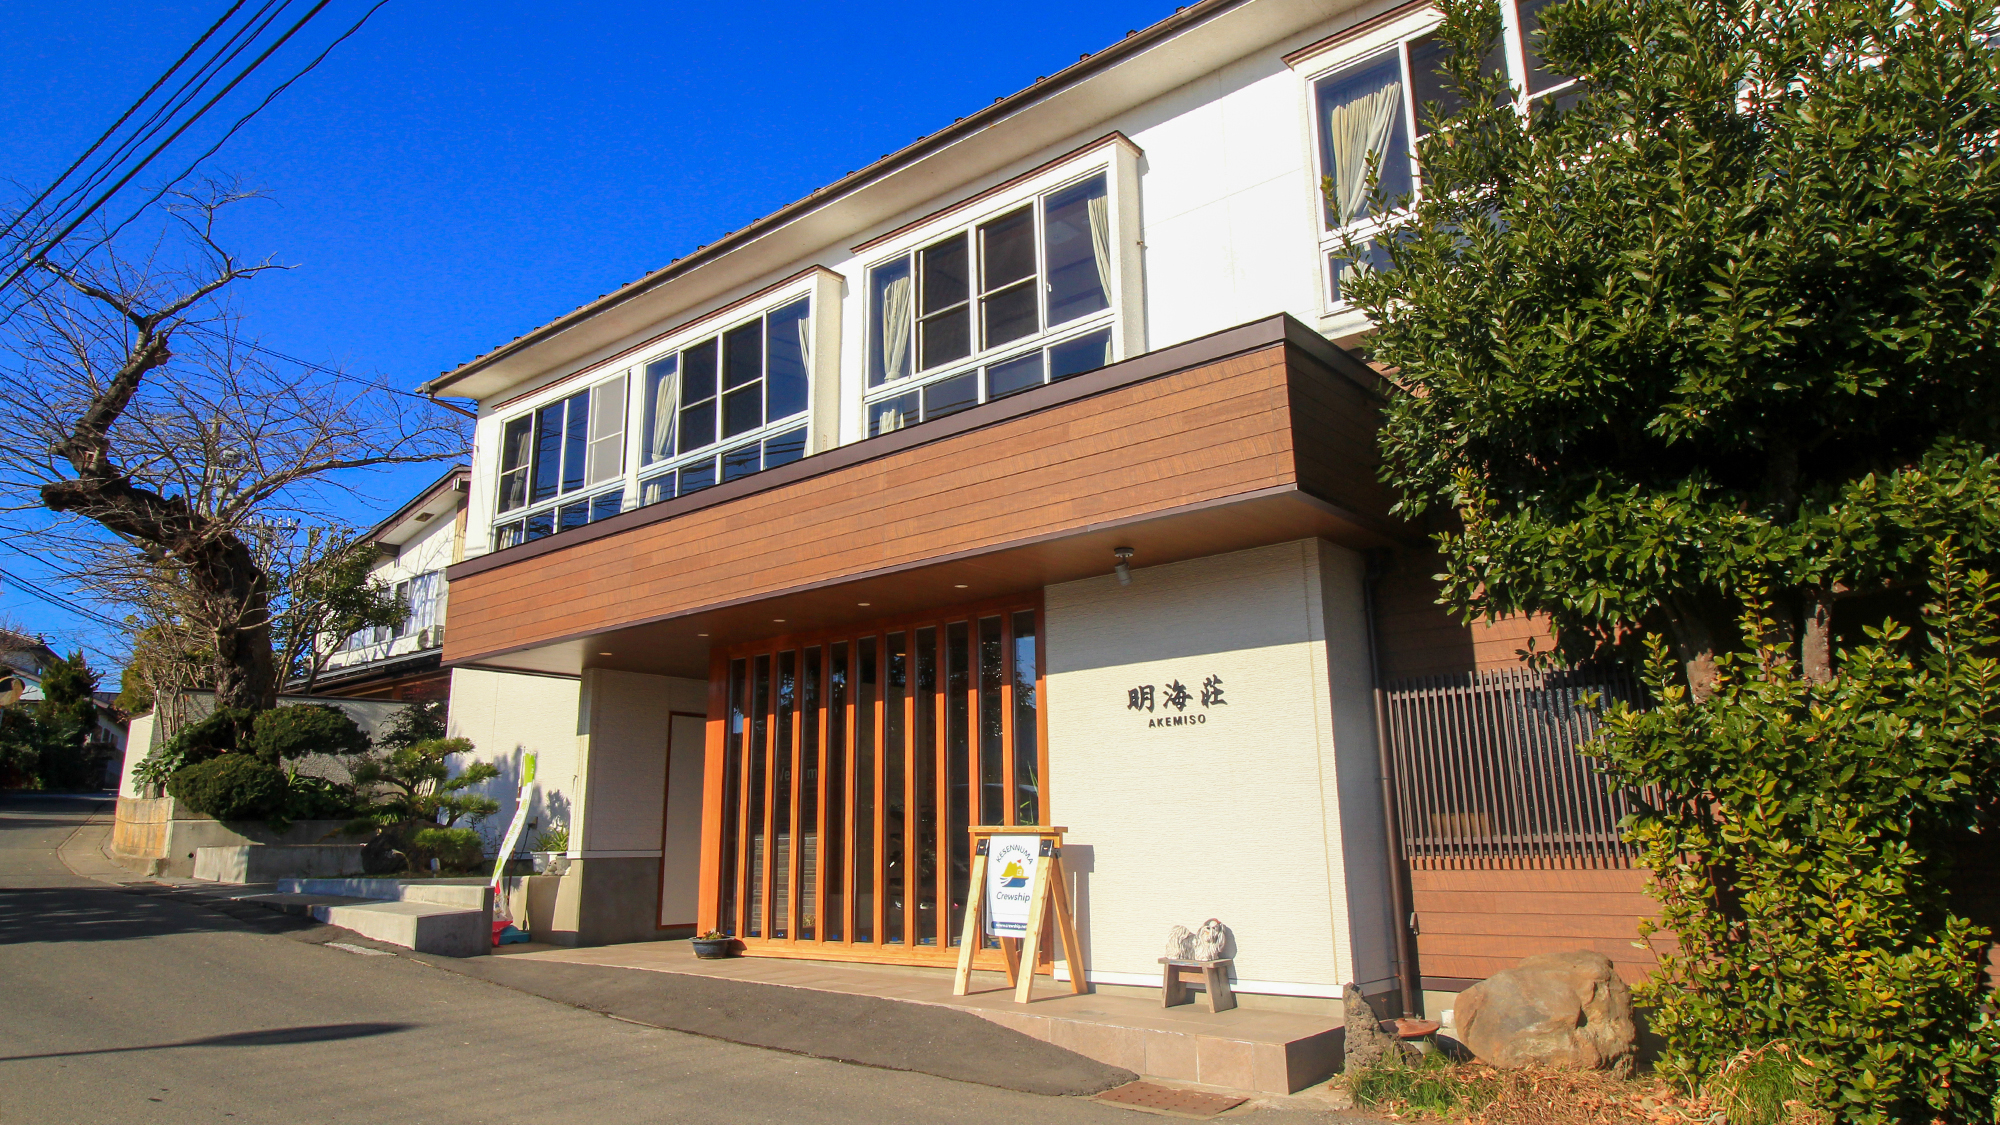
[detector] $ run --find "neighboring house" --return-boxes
[2,629,130,787]
[418,0,1642,1022]
[307,467,468,702]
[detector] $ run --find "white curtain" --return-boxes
[880,275,913,381]
[648,365,677,463]
[796,312,813,374]
[1086,192,1112,305]
[1326,80,1403,226]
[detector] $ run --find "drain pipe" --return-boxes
[1361,548,1421,1018]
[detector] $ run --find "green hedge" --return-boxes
[166,754,287,822]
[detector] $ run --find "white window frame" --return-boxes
[489,373,629,550]
[628,274,828,510]
[855,143,1139,438]
[1297,2,1581,330]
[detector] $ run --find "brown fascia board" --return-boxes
[368,464,469,544]
[449,312,1379,584]
[418,0,1268,400]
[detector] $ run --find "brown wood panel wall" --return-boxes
[1373,546,1555,681]
[445,346,1304,662]
[1411,868,1663,986]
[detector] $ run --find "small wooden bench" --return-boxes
[1158,957,1236,1012]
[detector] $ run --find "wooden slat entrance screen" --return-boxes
[703,597,1047,965]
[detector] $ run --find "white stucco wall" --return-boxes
[571,670,705,858]
[1044,539,1394,998]
[447,667,583,853]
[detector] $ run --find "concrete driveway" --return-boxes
[0,793,1340,1125]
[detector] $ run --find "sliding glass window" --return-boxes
[864,172,1115,437]
[635,295,813,508]
[1311,0,1575,309]
[492,374,627,550]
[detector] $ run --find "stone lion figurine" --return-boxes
[1163,924,1192,959]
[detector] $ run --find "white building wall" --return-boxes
[446,668,584,854]
[1044,539,1394,998]
[572,669,705,858]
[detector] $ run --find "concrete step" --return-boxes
[310,899,488,957]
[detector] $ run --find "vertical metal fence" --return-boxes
[1383,667,1650,870]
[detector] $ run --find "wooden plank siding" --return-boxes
[1412,868,1664,987]
[1373,546,1554,681]
[444,332,1396,666]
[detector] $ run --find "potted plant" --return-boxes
[529,825,569,875]
[691,930,735,959]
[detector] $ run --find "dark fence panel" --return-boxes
[1384,667,1649,870]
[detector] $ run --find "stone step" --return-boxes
[309,899,488,958]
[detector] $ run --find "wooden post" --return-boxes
[952,840,990,996]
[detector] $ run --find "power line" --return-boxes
[0,2,250,247]
[0,0,334,300]
[0,564,130,633]
[184,323,478,418]
[0,0,393,304]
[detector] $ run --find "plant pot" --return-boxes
[691,937,735,960]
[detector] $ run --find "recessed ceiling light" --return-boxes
[697,633,709,637]
[857,602,871,607]
[597,651,613,656]
[774,618,786,623]
[954,584,969,589]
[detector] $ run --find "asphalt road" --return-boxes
[0,794,1338,1125]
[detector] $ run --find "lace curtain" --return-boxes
[1325,80,1403,226]
[1087,191,1111,304]
[879,274,913,381]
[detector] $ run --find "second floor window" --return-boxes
[636,295,812,507]
[493,374,627,549]
[865,172,1114,434]
[1313,0,1574,306]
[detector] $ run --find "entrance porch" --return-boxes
[500,939,1347,1094]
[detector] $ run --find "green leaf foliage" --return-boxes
[166,754,288,822]
[132,707,255,789]
[247,704,370,762]
[404,826,484,872]
[1595,547,2000,1122]
[345,706,496,873]
[1347,0,2000,672]
[0,651,103,790]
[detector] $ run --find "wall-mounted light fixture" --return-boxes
[1113,546,1134,586]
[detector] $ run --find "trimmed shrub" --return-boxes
[406,826,484,871]
[248,704,369,763]
[133,707,255,790]
[167,754,287,821]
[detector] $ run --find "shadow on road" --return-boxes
[0,886,323,945]
[0,1021,414,1061]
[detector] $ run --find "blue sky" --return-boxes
[0,0,1178,671]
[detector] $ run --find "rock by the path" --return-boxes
[1454,950,1636,1073]
[1341,983,1399,1074]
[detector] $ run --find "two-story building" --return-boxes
[310,467,469,702]
[424,0,1643,1017]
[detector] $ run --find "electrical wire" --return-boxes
[0,565,131,633]
[0,2,250,247]
[0,0,357,301]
